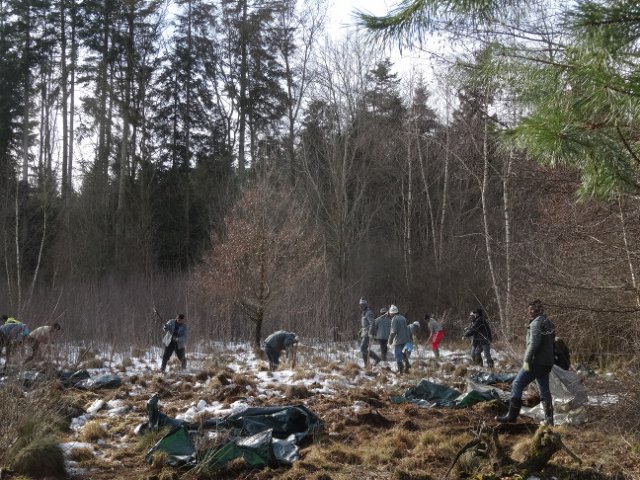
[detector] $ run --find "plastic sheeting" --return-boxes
[74,374,122,390]
[59,369,91,387]
[141,395,322,472]
[469,372,517,385]
[145,426,196,466]
[390,379,502,408]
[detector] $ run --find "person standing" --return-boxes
[496,300,556,426]
[358,298,380,367]
[25,323,62,362]
[263,330,298,371]
[388,305,411,374]
[370,307,392,362]
[160,313,188,372]
[425,313,445,359]
[463,309,494,368]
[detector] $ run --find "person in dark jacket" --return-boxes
[160,313,188,372]
[264,330,298,370]
[388,305,411,374]
[358,298,380,367]
[370,307,392,362]
[496,299,556,426]
[463,309,494,368]
[0,321,30,367]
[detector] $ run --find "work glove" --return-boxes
[522,361,530,372]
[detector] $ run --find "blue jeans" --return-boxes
[394,344,406,363]
[511,363,552,403]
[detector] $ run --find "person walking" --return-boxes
[370,307,392,362]
[25,323,62,362]
[358,298,380,367]
[388,305,411,374]
[496,299,556,426]
[425,313,445,359]
[160,313,188,372]
[463,309,494,368]
[263,330,298,371]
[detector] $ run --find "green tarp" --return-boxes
[391,378,503,408]
[145,426,196,466]
[142,396,322,472]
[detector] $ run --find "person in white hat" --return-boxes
[387,305,411,374]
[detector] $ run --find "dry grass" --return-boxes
[283,383,312,399]
[81,357,106,369]
[80,420,105,442]
[11,435,66,478]
[135,427,172,453]
[67,446,96,462]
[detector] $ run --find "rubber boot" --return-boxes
[434,348,440,360]
[495,397,522,423]
[362,352,368,367]
[396,361,404,374]
[543,401,554,426]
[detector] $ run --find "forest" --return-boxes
[1,0,639,363]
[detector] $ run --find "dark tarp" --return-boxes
[140,393,190,433]
[74,373,122,390]
[141,395,322,471]
[469,372,517,385]
[391,378,503,408]
[203,405,322,443]
[59,369,91,387]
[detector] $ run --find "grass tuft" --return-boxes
[11,435,66,478]
[79,420,105,442]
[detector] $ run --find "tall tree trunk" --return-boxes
[502,148,513,337]
[68,0,77,212]
[237,0,248,174]
[618,196,640,307]
[61,0,69,203]
[438,103,450,266]
[14,178,21,310]
[403,135,413,289]
[481,108,504,325]
[415,122,438,269]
